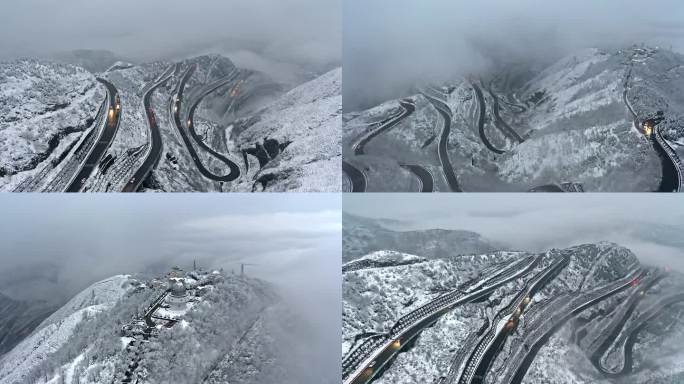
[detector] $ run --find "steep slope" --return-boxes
[205,304,338,384]
[343,213,503,262]
[229,67,342,192]
[0,59,105,189]
[0,270,313,384]
[0,275,132,384]
[495,48,660,191]
[0,293,56,358]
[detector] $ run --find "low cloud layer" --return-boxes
[0,194,340,305]
[344,0,684,111]
[0,0,340,74]
[344,194,684,272]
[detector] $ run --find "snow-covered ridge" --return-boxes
[0,59,104,179]
[0,275,130,384]
[342,250,427,273]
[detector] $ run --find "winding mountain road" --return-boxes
[502,269,647,384]
[489,87,524,144]
[170,64,241,183]
[343,255,541,384]
[343,160,367,192]
[421,91,462,192]
[352,100,415,156]
[623,67,682,192]
[400,164,434,192]
[456,255,570,384]
[472,83,505,155]
[121,65,176,192]
[185,72,242,181]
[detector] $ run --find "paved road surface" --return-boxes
[472,83,505,155]
[66,78,121,192]
[343,160,367,192]
[170,64,241,182]
[400,164,434,192]
[422,92,462,192]
[185,73,241,181]
[122,65,175,192]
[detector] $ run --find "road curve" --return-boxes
[185,73,241,181]
[170,64,240,183]
[617,293,684,376]
[400,164,433,192]
[653,126,682,192]
[590,274,664,375]
[623,67,682,192]
[421,92,462,192]
[353,100,415,156]
[458,255,570,384]
[343,160,367,192]
[343,255,541,384]
[489,87,524,143]
[121,65,176,192]
[65,78,121,192]
[504,270,647,384]
[472,83,505,155]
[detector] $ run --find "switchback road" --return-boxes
[472,83,505,155]
[122,65,175,192]
[185,72,241,181]
[170,64,241,183]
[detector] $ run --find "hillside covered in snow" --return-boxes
[1,51,340,192]
[0,268,320,384]
[343,46,684,192]
[342,235,684,384]
[0,59,104,181]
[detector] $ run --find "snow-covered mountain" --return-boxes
[229,67,341,192]
[1,53,340,192]
[0,268,317,384]
[342,240,684,384]
[0,59,104,180]
[343,46,684,192]
[343,213,504,262]
[0,275,132,384]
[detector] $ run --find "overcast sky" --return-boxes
[344,0,684,111]
[345,194,684,272]
[0,0,340,75]
[0,194,340,321]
